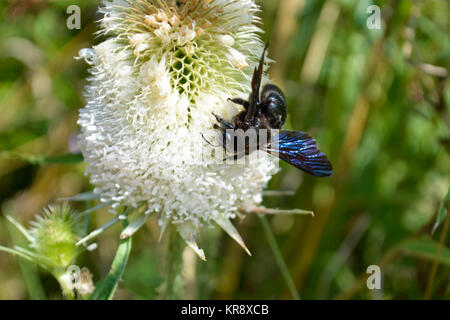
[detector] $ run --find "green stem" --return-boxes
[160,224,185,299]
[258,214,301,300]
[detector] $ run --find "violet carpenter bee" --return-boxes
[212,43,333,177]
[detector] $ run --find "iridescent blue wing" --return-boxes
[264,130,333,177]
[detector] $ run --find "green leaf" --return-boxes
[0,151,83,165]
[432,188,450,235]
[399,239,450,266]
[91,221,132,300]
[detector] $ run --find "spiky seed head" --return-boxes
[30,203,83,268]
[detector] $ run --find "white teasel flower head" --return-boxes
[77,0,279,260]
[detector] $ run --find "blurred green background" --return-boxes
[0,0,448,299]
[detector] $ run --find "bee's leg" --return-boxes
[227,98,250,110]
[212,112,234,130]
[200,133,222,147]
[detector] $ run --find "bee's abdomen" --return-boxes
[260,84,287,129]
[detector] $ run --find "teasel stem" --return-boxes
[258,215,301,300]
[160,223,185,299]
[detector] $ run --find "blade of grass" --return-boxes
[431,188,450,235]
[425,199,450,299]
[400,239,450,267]
[258,214,301,300]
[91,220,132,300]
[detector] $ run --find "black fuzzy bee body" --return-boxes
[259,84,287,129]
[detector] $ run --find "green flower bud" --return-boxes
[29,203,83,269]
